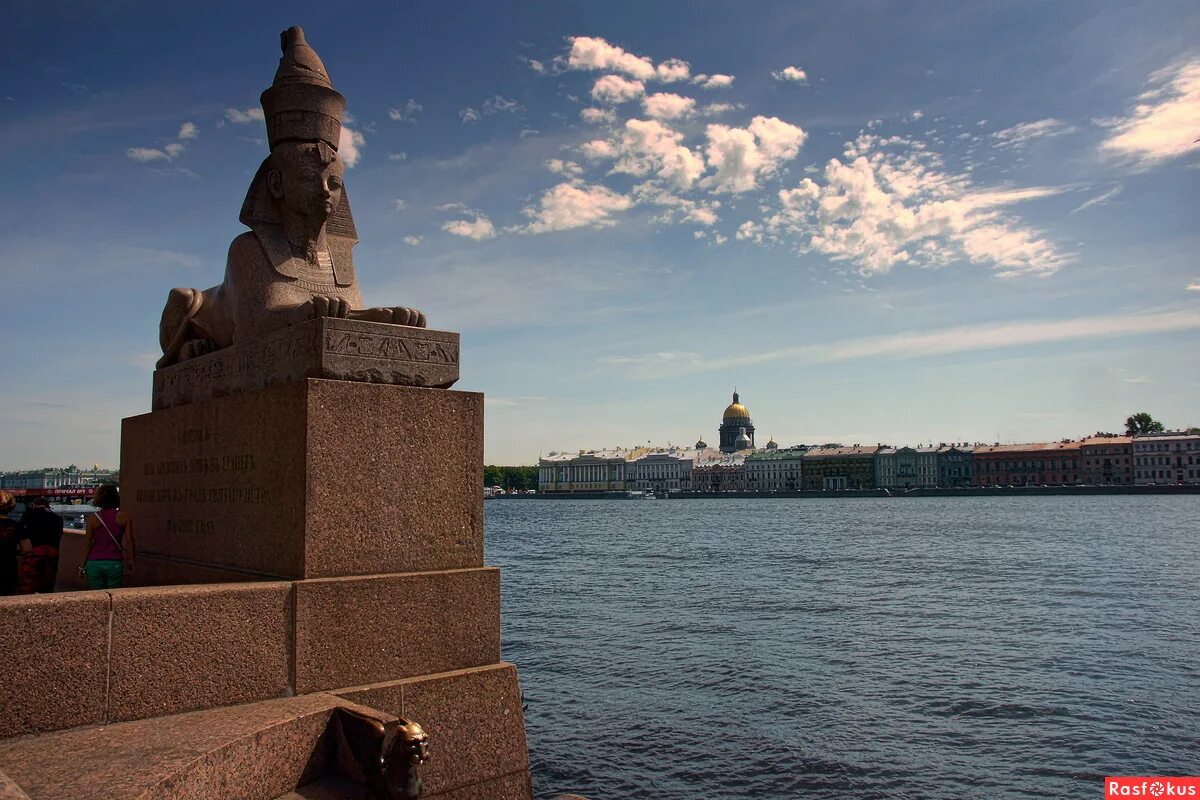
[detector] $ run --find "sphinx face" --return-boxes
[270,148,345,224]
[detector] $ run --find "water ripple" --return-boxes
[486,496,1200,799]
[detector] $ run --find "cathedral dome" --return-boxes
[722,391,751,420]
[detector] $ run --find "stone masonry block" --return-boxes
[107,582,293,722]
[294,569,500,694]
[0,592,110,738]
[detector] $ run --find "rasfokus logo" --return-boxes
[1106,777,1200,798]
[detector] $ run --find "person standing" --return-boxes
[17,496,64,594]
[82,484,135,589]
[0,492,18,595]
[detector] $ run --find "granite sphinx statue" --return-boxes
[157,27,426,369]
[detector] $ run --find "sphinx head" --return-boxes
[266,141,344,225]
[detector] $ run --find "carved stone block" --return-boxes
[121,379,484,581]
[152,317,459,411]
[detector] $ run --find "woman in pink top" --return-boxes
[82,484,135,589]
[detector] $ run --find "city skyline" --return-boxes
[1,1,1197,468]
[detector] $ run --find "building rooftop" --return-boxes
[972,441,1082,454]
[1079,436,1133,446]
[803,445,881,458]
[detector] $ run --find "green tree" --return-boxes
[482,465,538,491]
[483,465,503,487]
[1125,412,1165,436]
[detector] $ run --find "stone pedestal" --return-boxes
[121,379,483,582]
[1,323,533,799]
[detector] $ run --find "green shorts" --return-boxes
[85,560,123,590]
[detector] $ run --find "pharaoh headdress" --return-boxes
[239,26,356,286]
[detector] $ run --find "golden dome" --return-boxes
[722,391,750,420]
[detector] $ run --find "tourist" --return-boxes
[0,492,18,595]
[82,484,135,589]
[17,496,63,594]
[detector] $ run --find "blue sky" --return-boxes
[1,1,1197,468]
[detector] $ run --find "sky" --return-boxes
[1,1,1197,468]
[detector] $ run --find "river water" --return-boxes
[483,496,1199,799]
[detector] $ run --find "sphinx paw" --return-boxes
[391,307,427,327]
[181,339,217,360]
[310,295,350,319]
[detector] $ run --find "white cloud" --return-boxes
[610,119,706,191]
[1187,282,1200,292]
[567,36,656,80]
[482,95,521,114]
[403,235,423,246]
[459,107,481,123]
[590,75,645,104]
[580,106,617,125]
[656,58,691,83]
[224,107,265,124]
[736,220,764,243]
[1070,185,1124,214]
[991,118,1076,148]
[603,309,1200,377]
[128,119,200,164]
[388,99,423,122]
[127,147,170,162]
[908,111,924,122]
[764,135,1064,277]
[392,198,407,211]
[1099,58,1200,167]
[772,66,808,83]
[701,116,807,193]
[338,126,364,167]
[546,158,584,177]
[523,57,547,75]
[442,213,496,240]
[632,182,720,226]
[581,139,618,160]
[693,74,734,90]
[388,151,408,161]
[519,181,633,233]
[700,102,739,116]
[776,309,1200,366]
[643,92,696,120]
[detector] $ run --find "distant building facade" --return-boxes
[0,466,118,490]
[626,449,698,492]
[972,442,1082,486]
[690,452,748,492]
[1079,436,1133,485]
[936,445,974,487]
[537,449,631,493]
[745,446,808,491]
[1132,432,1200,484]
[875,446,938,489]
[537,390,1197,494]
[802,446,880,490]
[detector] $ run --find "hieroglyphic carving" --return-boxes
[324,330,459,365]
[153,317,459,409]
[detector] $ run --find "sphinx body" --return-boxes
[156,27,425,369]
